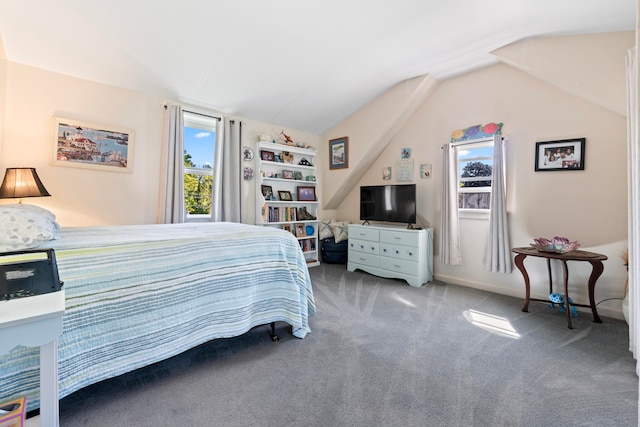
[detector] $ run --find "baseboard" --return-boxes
[433,274,625,321]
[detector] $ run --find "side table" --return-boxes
[512,247,607,329]
[0,291,65,427]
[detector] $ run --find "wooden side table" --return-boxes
[512,247,607,329]
[0,291,65,427]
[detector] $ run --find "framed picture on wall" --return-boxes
[329,136,349,170]
[52,116,134,172]
[534,138,585,171]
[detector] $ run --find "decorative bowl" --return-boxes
[530,236,580,253]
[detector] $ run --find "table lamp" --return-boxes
[0,167,51,203]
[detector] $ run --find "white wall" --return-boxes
[0,62,322,227]
[326,34,632,319]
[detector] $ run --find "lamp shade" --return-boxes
[0,168,51,199]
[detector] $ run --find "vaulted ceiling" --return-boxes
[0,0,635,134]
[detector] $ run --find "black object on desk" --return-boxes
[0,248,64,300]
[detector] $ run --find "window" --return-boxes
[183,111,219,220]
[456,138,493,211]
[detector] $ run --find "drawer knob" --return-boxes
[371,246,375,250]
[360,245,364,249]
[409,252,413,256]
[395,250,399,254]
[383,249,387,252]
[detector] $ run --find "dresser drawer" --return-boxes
[380,243,419,261]
[349,251,379,267]
[380,230,419,247]
[379,256,418,275]
[349,238,379,255]
[349,226,380,242]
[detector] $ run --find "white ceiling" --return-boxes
[0,0,635,134]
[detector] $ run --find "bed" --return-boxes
[0,205,315,411]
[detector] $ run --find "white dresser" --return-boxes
[347,224,433,287]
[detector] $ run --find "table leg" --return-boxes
[587,260,604,323]
[514,254,530,312]
[561,260,573,329]
[39,339,59,427]
[546,258,553,294]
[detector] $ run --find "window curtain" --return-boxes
[439,143,462,265]
[484,135,511,273]
[159,104,186,224]
[211,118,242,222]
[626,46,639,369]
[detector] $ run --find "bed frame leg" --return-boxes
[270,322,279,342]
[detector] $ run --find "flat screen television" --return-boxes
[360,184,416,226]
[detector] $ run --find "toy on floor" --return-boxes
[549,293,578,317]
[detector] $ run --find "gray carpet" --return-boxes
[57,263,638,426]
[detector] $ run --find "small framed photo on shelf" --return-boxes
[282,170,294,179]
[297,186,316,201]
[282,151,294,163]
[296,224,306,237]
[293,171,303,181]
[261,150,275,161]
[278,190,293,201]
[282,224,294,235]
[261,185,273,200]
[534,138,585,171]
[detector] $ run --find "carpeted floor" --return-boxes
[57,263,638,426]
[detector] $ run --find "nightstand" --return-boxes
[0,291,65,427]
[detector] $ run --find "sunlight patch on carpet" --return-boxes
[463,309,520,339]
[392,294,416,308]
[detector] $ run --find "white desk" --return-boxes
[0,291,65,427]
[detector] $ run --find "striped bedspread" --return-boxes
[0,222,315,411]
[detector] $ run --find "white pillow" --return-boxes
[319,219,334,240]
[331,221,349,243]
[0,204,60,252]
[15,203,58,223]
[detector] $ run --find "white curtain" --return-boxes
[626,46,639,368]
[439,143,462,265]
[159,105,186,224]
[212,118,242,222]
[484,135,511,273]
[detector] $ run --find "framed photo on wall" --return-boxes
[534,138,585,171]
[329,136,349,170]
[52,116,134,172]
